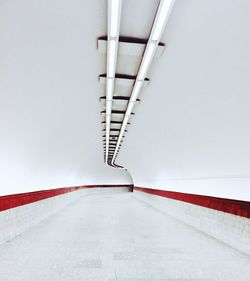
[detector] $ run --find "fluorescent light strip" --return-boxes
[106,78,114,101]
[107,40,117,78]
[106,114,111,124]
[106,101,112,116]
[111,0,175,165]
[137,43,157,81]
[106,0,122,164]
[105,78,113,163]
[111,115,129,165]
[109,0,122,38]
[126,102,135,116]
[130,80,143,102]
[112,124,126,164]
[151,0,175,41]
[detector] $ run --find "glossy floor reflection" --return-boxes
[0,191,250,281]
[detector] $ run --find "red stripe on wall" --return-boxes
[134,186,250,219]
[0,185,133,212]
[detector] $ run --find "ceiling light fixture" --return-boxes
[109,0,122,37]
[151,0,175,41]
[125,102,135,116]
[107,40,117,78]
[137,43,156,81]
[130,81,143,102]
[105,0,123,164]
[106,78,114,102]
[111,0,175,165]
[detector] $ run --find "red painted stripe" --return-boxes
[0,185,133,212]
[134,186,250,219]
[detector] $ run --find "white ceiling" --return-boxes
[0,0,144,194]
[0,0,249,198]
[118,0,250,200]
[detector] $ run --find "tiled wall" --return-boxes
[0,189,85,244]
[134,188,250,256]
[0,185,131,244]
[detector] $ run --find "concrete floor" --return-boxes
[0,191,250,281]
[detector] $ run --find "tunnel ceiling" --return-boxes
[1,0,249,197]
[99,0,174,167]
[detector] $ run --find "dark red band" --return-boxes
[0,185,133,212]
[134,186,250,219]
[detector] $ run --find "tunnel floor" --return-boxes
[0,191,250,281]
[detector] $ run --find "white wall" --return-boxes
[1,0,249,198]
[134,190,250,256]
[118,0,250,201]
[0,187,130,244]
[0,0,132,195]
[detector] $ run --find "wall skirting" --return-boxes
[134,186,250,218]
[0,184,133,212]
